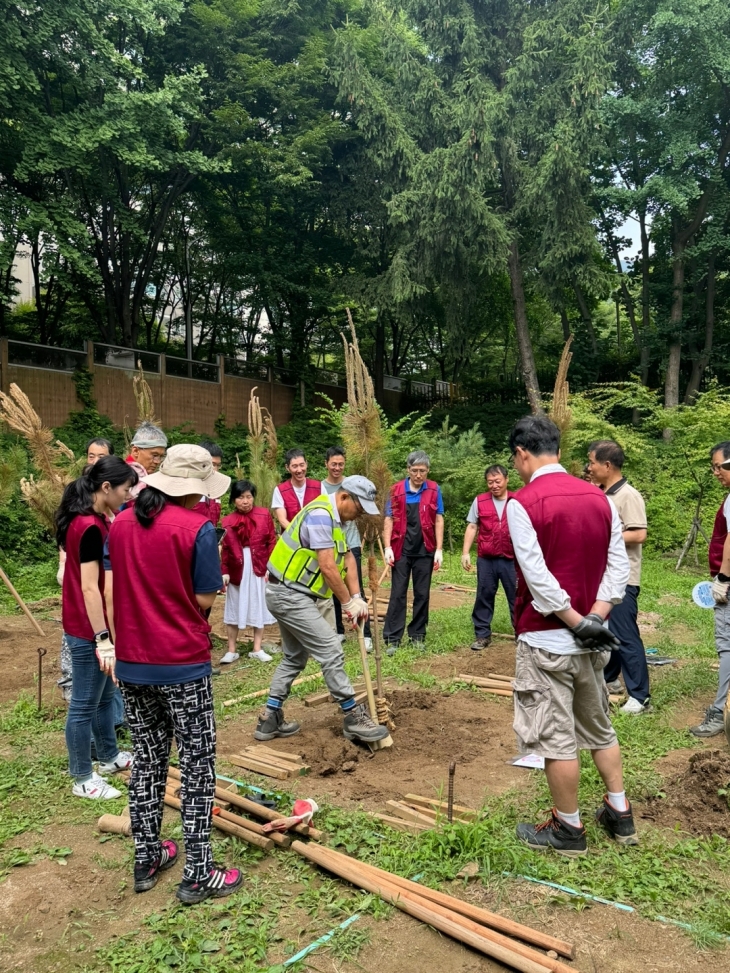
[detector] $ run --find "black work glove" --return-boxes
[571,613,620,651]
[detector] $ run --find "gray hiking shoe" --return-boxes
[343,704,389,743]
[606,680,624,695]
[689,707,725,738]
[254,707,301,741]
[470,637,491,651]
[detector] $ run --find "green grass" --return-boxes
[1,553,729,971]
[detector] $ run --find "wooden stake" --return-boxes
[0,565,45,636]
[365,812,430,834]
[403,794,478,821]
[292,842,555,973]
[357,620,392,749]
[385,801,440,827]
[164,793,274,851]
[222,671,321,707]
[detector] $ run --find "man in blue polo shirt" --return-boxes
[382,451,445,652]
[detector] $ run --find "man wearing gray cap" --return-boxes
[257,475,389,744]
[127,422,168,475]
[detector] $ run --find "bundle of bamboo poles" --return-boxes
[291,841,576,973]
[459,673,514,697]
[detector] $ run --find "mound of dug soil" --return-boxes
[640,750,730,837]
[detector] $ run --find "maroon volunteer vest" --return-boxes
[221,508,277,583]
[109,505,213,666]
[192,496,222,527]
[476,492,517,559]
[278,478,321,522]
[62,512,110,640]
[709,500,728,575]
[390,479,439,560]
[511,472,612,637]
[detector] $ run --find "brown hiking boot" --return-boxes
[470,637,491,651]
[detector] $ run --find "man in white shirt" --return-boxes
[271,449,322,531]
[506,415,636,857]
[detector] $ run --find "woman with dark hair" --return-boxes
[220,480,277,664]
[106,445,242,903]
[56,456,138,800]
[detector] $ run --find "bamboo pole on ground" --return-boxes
[292,841,556,973]
[163,793,274,851]
[222,671,321,708]
[0,565,45,636]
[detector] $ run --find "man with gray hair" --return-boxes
[382,451,445,652]
[127,422,168,475]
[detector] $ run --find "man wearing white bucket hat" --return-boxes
[106,445,243,905]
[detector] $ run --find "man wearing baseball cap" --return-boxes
[257,474,389,744]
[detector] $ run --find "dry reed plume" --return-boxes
[246,387,279,508]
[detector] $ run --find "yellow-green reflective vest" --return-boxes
[268,497,348,598]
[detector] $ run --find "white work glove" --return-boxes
[461,553,472,571]
[222,574,230,586]
[342,595,370,625]
[434,549,443,571]
[384,546,395,567]
[712,576,730,604]
[95,631,116,680]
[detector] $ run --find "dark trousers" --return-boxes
[606,584,651,702]
[333,546,371,637]
[383,554,434,645]
[120,676,217,883]
[472,556,517,639]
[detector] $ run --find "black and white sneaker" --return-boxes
[134,839,178,893]
[176,865,243,904]
[516,810,587,857]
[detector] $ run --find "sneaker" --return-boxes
[470,637,491,651]
[220,651,240,665]
[690,706,725,737]
[254,707,301,741]
[176,865,243,904]
[516,810,587,858]
[595,796,639,846]
[249,649,272,662]
[620,696,653,715]
[410,640,426,652]
[134,839,179,893]
[385,642,399,657]
[72,772,122,800]
[98,751,133,775]
[606,680,624,695]
[338,634,347,644]
[363,637,373,652]
[343,703,390,743]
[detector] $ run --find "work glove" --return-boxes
[434,549,444,571]
[221,574,230,586]
[384,546,395,567]
[712,576,730,604]
[95,631,116,679]
[461,553,472,572]
[570,613,620,651]
[342,595,370,624]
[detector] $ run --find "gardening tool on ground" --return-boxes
[37,647,47,710]
[356,620,393,750]
[448,761,456,823]
[0,564,45,636]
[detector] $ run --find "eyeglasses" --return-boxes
[711,460,730,472]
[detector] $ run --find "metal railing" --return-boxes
[224,357,270,381]
[7,340,87,372]
[164,356,220,383]
[94,343,161,373]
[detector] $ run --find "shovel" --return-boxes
[356,620,393,750]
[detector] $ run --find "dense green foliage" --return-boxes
[2,0,730,408]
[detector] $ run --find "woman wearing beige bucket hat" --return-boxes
[105,445,243,904]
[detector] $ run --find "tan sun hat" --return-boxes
[142,444,231,499]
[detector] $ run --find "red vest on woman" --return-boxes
[709,500,728,575]
[220,508,277,584]
[108,505,212,666]
[389,479,439,560]
[278,478,321,522]
[192,496,222,527]
[512,473,612,637]
[62,512,110,640]
[476,492,517,559]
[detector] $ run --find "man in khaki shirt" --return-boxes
[588,440,651,714]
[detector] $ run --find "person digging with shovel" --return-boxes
[256,475,389,745]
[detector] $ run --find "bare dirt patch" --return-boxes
[0,614,63,706]
[640,749,730,837]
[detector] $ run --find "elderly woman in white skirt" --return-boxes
[220,480,277,663]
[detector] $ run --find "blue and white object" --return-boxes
[692,581,715,609]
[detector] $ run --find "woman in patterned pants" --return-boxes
[106,445,243,904]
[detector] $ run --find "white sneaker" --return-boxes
[620,697,652,715]
[364,637,373,652]
[220,651,240,665]
[98,751,133,774]
[249,649,272,662]
[72,772,122,800]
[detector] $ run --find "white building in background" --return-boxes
[9,245,34,306]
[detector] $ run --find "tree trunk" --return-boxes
[373,311,385,401]
[663,233,685,420]
[507,240,543,414]
[684,254,715,403]
[559,307,571,341]
[573,282,597,354]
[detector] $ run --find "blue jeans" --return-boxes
[64,634,119,779]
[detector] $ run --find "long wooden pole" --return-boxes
[292,841,552,973]
[368,547,384,697]
[163,794,274,851]
[0,565,45,636]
